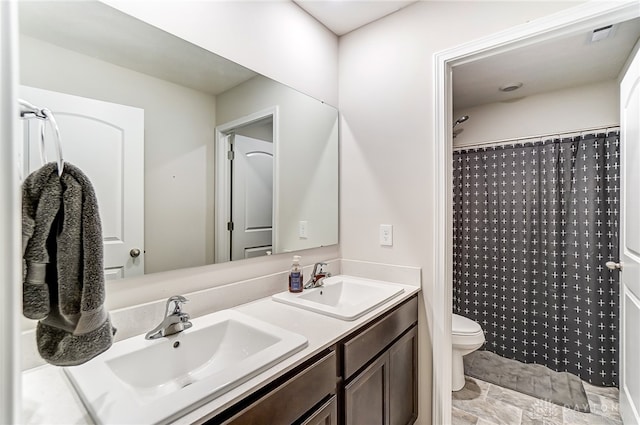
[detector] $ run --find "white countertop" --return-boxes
[22,281,420,425]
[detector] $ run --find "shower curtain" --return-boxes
[453,130,620,387]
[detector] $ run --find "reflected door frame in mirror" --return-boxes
[214,106,279,263]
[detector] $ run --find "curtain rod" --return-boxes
[453,125,620,151]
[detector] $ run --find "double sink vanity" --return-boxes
[26,274,420,425]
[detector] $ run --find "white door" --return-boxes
[619,43,640,425]
[20,86,144,279]
[231,134,273,260]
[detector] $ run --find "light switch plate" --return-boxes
[380,224,393,246]
[299,221,308,239]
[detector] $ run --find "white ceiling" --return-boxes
[293,0,418,36]
[292,1,640,112]
[453,17,640,110]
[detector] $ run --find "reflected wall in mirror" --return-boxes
[18,1,339,279]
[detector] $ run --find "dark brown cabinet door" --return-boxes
[344,325,418,425]
[389,327,418,425]
[344,354,389,425]
[301,396,338,425]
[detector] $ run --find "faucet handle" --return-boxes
[166,295,188,314]
[317,263,330,277]
[312,262,327,276]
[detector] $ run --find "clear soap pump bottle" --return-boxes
[289,255,303,293]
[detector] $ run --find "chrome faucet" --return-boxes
[145,295,193,340]
[304,262,331,289]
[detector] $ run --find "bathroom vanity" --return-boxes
[22,273,420,425]
[210,296,418,425]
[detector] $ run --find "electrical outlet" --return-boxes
[380,224,393,246]
[299,221,308,239]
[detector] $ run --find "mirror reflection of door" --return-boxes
[230,122,274,260]
[20,85,145,280]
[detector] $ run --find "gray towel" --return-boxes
[22,162,115,366]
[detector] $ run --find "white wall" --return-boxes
[453,80,619,147]
[102,0,339,107]
[20,36,218,275]
[236,120,273,143]
[217,75,339,254]
[338,1,582,422]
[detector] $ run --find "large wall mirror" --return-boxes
[18,1,339,279]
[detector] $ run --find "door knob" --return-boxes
[605,261,622,270]
[130,248,141,258]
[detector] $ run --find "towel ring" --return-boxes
[38,120,47,166]
[41,108,65,177]
[18,99,65,176]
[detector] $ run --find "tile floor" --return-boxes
[452,376,621,425]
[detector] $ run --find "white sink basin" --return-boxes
[65,309,307,424]
[272,275,404,321]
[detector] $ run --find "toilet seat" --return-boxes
[452,313,482,336]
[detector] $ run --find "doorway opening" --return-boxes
[432,3,640,425]
[215,107,278,263]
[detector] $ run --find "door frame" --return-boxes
[214,106,279,263]
[432,2,640,424]
[0,1,21,423]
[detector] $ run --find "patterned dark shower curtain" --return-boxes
[453,131,620,387]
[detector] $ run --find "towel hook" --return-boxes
[18,98,47,120]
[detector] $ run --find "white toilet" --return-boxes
[451,313,485,391]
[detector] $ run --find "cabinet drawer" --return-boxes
[224,350,337,425]
[342,296,417,379]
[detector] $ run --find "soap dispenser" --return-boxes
[289,255,303,293]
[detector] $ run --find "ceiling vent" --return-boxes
[591,25,614,43]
